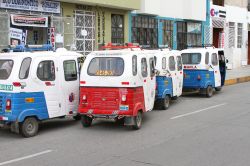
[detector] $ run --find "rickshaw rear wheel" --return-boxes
[133,111,142,130]
[81,115,93,127]
[162,95,170,110]
[19,117,39,138]
[215,87,222,91]
[206,86,213,98]
[73,114,81,121]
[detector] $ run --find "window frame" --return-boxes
[176,56,182,71]
[19,57,32,80]
[205,52,210,65]
[37,60,56,81]
[162,57,166,69]
[0,59,14,80]
[87,57,125,77]
[211,53,219,66]
[132,55,137,76]
[169,56,176,71]
[141,58,148,78]
[237,23,243,48]
[63,60,78,81]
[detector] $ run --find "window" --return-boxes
[64,60,77,81]
[162,57,166,69]
[149,58,155,77]
[177,22,202,50]
[111,14,124,44]
[176,56,182,71]
[229,22,235,48]
[141,58,148,77]
[0,60,14,80]
[213,0,224,6]
[169,56,176,71]
[132,16,158,48]
[132,55,137,76]
[37,61,55,81]
[181,53,202,65]
[162,20,173,48]
[237,23,243,48]
[19,58,31,79]
[212,53,218,66]
[205,52,209,65]
[88,57,124,76]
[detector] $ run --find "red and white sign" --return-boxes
[48,27,55,49]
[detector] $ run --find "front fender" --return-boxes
[18,109,49,122]
[133,103,145,116]
[162,88,173,98]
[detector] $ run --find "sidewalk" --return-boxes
[225,65,250,86]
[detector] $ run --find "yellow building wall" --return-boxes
[62,2,130,50]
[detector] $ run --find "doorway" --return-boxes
[213,28,223,48]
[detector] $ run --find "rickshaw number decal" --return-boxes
[120,105,129,111]
[96,70,114,76]
[0,84,13,91]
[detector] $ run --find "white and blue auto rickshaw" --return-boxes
[181,47,226,97]
[154,49,183,109]
[0,47,82,137]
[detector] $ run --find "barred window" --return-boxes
[229,22,235,48]
[237,23,243,48]
[162,20,173,48]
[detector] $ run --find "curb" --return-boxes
[225,76,250,86]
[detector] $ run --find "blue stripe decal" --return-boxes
[183,69,215,89]
[156,76,173,99]
[0,92,49,122]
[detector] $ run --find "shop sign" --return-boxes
[48,27,55,49]
[210,5,226,18]
[10,28,27,45]
[11,15,48,27]
[187,23,201,33]
[0,0,60,14]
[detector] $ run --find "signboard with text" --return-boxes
[0,0,60,14]
[11,15,48,27]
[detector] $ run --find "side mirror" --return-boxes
[226,59,229,63]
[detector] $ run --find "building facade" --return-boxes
[131,0,207,50]
[0,0,140,55]
[207,0,249,69]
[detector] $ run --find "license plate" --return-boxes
[120,105,129,111]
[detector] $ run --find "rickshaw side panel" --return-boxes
[183,70,215,89]
[0,92,49,123]
[156,76,173,98]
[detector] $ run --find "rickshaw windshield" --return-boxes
[181,53,201,65]
[0,60,14,80]
[87,57,124,76]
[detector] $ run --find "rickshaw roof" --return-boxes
[0,49,82,59]
[181,48,219,54]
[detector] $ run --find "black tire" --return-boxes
[206,86,213,98]
[162,95,170,110]
[133,111,142,130]
[116,118,125,125]
[73,114,81,121]
[81,115,92,128]
[171,96,178,100]
[215,87,222,91]
[19,117,39,138]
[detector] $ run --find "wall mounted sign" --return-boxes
[0,0,60,13]
[210,5,226,18]
[11,15,48,27]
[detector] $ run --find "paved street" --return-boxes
[0,82,250,166]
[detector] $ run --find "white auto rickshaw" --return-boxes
[78,43,156,129]
[0,48,82,137]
